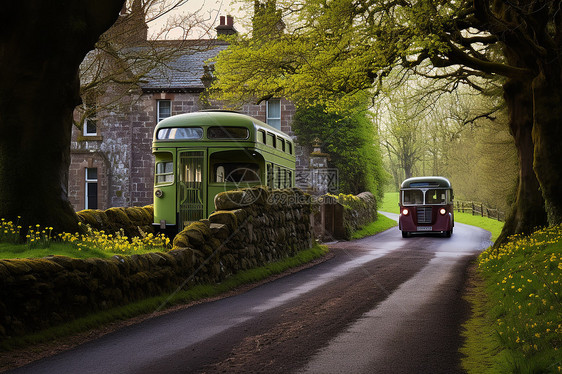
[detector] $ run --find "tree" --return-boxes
[213,0,560,243]
[0,1,125,233]
[376,71,517,212]
[292,103,387,199]
[375,82,429,182]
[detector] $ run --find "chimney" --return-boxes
[216,15,237,36]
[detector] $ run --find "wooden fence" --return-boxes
[455,201,505,222]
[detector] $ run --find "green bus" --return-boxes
[152,111,296,234]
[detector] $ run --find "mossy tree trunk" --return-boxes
[0,0,125,233]
[531,64,562,226]
[491,3,561,246]
[496,79,547,245]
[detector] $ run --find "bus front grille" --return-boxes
[417,207,432,224]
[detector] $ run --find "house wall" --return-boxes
[242,97,295,136]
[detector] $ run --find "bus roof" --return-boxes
[154,111,291,140]
[400,176,452,189]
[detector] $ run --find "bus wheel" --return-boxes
[402,231,409,238]
[444,230,452,238]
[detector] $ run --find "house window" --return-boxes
[157,100,171,122]
[82,101,98,136]
[266,99,281,129]
[85,168,98,210]
[83,117,97,136]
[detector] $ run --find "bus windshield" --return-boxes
[157,127,203,140]
[403,190,423,205]
[403,189,448,205]
[426,189,447,204]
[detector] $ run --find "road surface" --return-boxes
[7,213,491,373]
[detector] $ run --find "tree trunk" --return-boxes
[0,1,124,233]
[0,74,80,233]
[532,65,562,226]
[495,79,547,245]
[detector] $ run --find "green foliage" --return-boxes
[292,104,387,199]
[212,0,461,111]
[464,226,562,373]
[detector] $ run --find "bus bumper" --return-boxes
[399,212,453,234]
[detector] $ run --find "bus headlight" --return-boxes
[439,208,447,215]
[402,208,409,216]
[155,189,164,198]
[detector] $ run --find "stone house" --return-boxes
[69,15,313,212]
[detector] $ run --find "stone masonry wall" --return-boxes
[0,188,313,339]
[337,192,378,239]
[172,187,314,278]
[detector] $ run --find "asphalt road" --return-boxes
[8,213,491,374]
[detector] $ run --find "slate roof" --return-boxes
[140,40,227,92]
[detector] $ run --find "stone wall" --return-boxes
[337,192,378,239]
[172,187,313,278]
[0,188,313,339]
[315,192,378,240]
[75,205,155,239]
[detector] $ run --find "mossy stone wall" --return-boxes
[0,188,313,339]
[332,192,378,240]
[0,248,193,338]
[75,205,154,238]
[172,187,314,278]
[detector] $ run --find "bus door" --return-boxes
[177,150,206,231]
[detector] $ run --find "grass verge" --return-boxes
[0,243,329,352]
[351,214,397,240]
[453,212,504,243]
[462,226,562,373]
[0,242,118,259]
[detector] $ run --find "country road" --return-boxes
[7,213,492,374]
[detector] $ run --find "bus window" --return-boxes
[208,126,249,139]
[278,137,285,151]
[213,163,260,182]
[286,170,292,188]
[287,142,292,154]
[426,189,447,204]
[403,190,423,205]
[275,166,282,188]
[267,163,273,186]
[216,166,225,183]
[267,133,276,148]
[155,162,174,185]
[258,130,266,143]
[157,127,203,140]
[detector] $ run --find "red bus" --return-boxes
[399,176,454,238]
